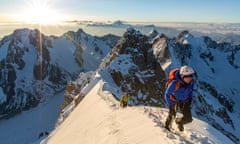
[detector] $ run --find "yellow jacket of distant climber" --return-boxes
[120,94,130,104]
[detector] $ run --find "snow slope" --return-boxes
[45,74,233,144]
[0,92,64,144]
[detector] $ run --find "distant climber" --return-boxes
[164,65,195,132]
[38,132,44,139]
[120,92,131,108]
[38,131,49,139]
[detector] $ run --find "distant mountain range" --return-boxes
[83,20,240,45]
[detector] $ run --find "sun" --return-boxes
[21,1,62,25]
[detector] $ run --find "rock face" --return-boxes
[103,28,166,106]
[0,28,119,119]
[152,33,170,63]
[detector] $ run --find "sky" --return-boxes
[0,0,240,24]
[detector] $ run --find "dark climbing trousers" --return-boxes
[165,101,193,128]
[120,102,128,108]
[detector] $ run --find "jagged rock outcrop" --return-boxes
[152,33,170,63]
[61,71,95,110]
[104,28,166,106]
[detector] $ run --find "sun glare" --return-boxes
[21,1,62,25]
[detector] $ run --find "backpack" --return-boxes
[166,68,180,92]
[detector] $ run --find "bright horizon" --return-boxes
[0,0,240,24]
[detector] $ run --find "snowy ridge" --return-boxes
[45,72,233,144]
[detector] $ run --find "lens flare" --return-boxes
[21,0,62,25]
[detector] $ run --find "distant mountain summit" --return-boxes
[0,28,119,119]
[111,20,126,26]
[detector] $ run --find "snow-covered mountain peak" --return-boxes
[12,28,32,38]
[0,28,80,119]
[0,28,119,119]
[123,27,143,37]
[147,29,159,39]
[64,28,87,41]
[152,33,170,64]
[176,30,194,44]
[112,20,125,26]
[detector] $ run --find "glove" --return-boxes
[170,95,176,101]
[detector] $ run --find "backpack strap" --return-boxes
[174,80,180,92]
[169,80,180,101]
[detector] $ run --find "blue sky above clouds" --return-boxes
[0,0,240,23]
